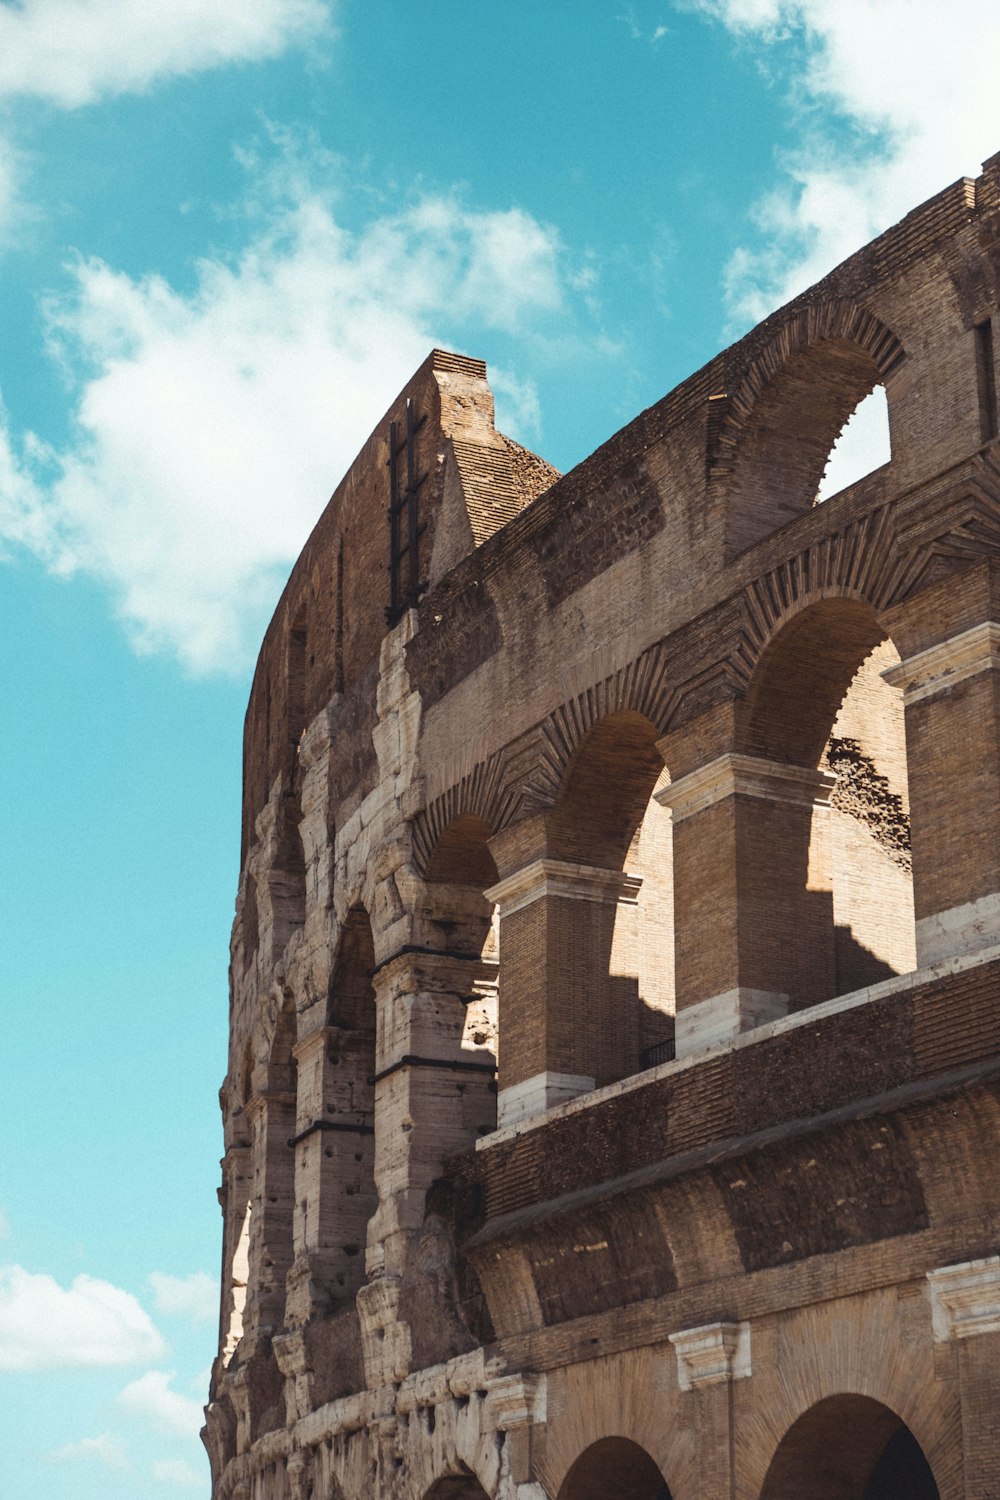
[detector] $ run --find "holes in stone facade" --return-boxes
[312,907,377,1305]
[424,814,499,1137]
[760,1395,939,1500]
[247,998,296,1333]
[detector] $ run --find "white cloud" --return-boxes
[692,0,1000,323]
[152,1457,205,1489]
[46,1432,131,1470]
[149,1271,217,1324]
[118,1370,207,1438]
[0,1265,165,1370]
[0,151,569,674]
[0,0,329,107]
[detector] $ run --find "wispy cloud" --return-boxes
[0,1265,165,1370]
[152,1457,205,1489]
[46,1432,131,1470]
[0,0,330,107]
[149,1271,217,1325]
[118,1370,207,1438]
[690,0,1000,324]
[0,138,577,674]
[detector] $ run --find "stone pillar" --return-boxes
[481,1372,548,1498]
[367,950,497,1280]
[219,1144,252,1362]
[927,1257,1000,1499]
[668,1321,751,1500]
[285,1026,376,1326]
[484,856,641,1126]
[243,1088,296,1336]
[882,591,1000,966]
[657,751,835,1055]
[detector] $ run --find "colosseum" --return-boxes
[204,155,1000,1500]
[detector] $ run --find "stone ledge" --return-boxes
[928,1256,1000,1341]
[669,1321,751,1389]
[656,754,834,823]
[484,860,641,918]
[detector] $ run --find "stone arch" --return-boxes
[412,645,675,877]
[244,993,297,1337]
[487,708,675,1116]
[734,595,914,1007]
[295,906,378,1309]
[421,1470,492,1499]
[760,1394,940,1500]
[714,299,905,556]
[557,1436,672,1500]
[550,709,675,1077]
[421,811,499,1115]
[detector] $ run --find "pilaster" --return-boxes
[657,749,835,1053]
[484,857,642,1120]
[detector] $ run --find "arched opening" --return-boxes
[423,1472,491,1499]
[558,1437,671,1500]
[546,711,674,1084]
[761,1395,940,1500]
[246,999,297,1334]
[423,812,499,1135]
[817,386,891,501]
[725,332,894,556]
[299,907,377,1306]
[736,599,914,1009]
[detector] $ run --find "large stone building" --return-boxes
[204,157,1000,1500]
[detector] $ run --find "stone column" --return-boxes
[668,1321,751,1500]
[367,949,497,1281]
[882,588,1000,966]
[927,1257,1000,1499]
[657,751,835,1055]
[484,856,641,1126]
[481,1372,548,1498]
[285,1026,376,1327]
[243,1088,296,1337]
[219,1143,252,1362]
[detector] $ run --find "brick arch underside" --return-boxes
[557,1436,670,1500]
[760,1395,941,1500]
[413,652,678,876]
[713,299,905,557]
[414,570,905,881]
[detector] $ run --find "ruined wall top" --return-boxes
[240,152,1000,872]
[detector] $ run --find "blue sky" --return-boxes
[1,1,997,1494]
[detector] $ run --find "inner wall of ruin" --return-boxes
[206,157,1000,1500]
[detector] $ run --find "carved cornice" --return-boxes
[928,1257,1000,1341]
[485,860,641,918]
[656,755,835,822]
[883,621,1000,703]
[481,1372,547,1432]
[669,1321,751,1390]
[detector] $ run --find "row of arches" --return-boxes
[424,593,914,1112]
[225,587,919,1352]
[419,1399,939,1500]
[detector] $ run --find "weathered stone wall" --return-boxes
[207,154,1000,1500]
